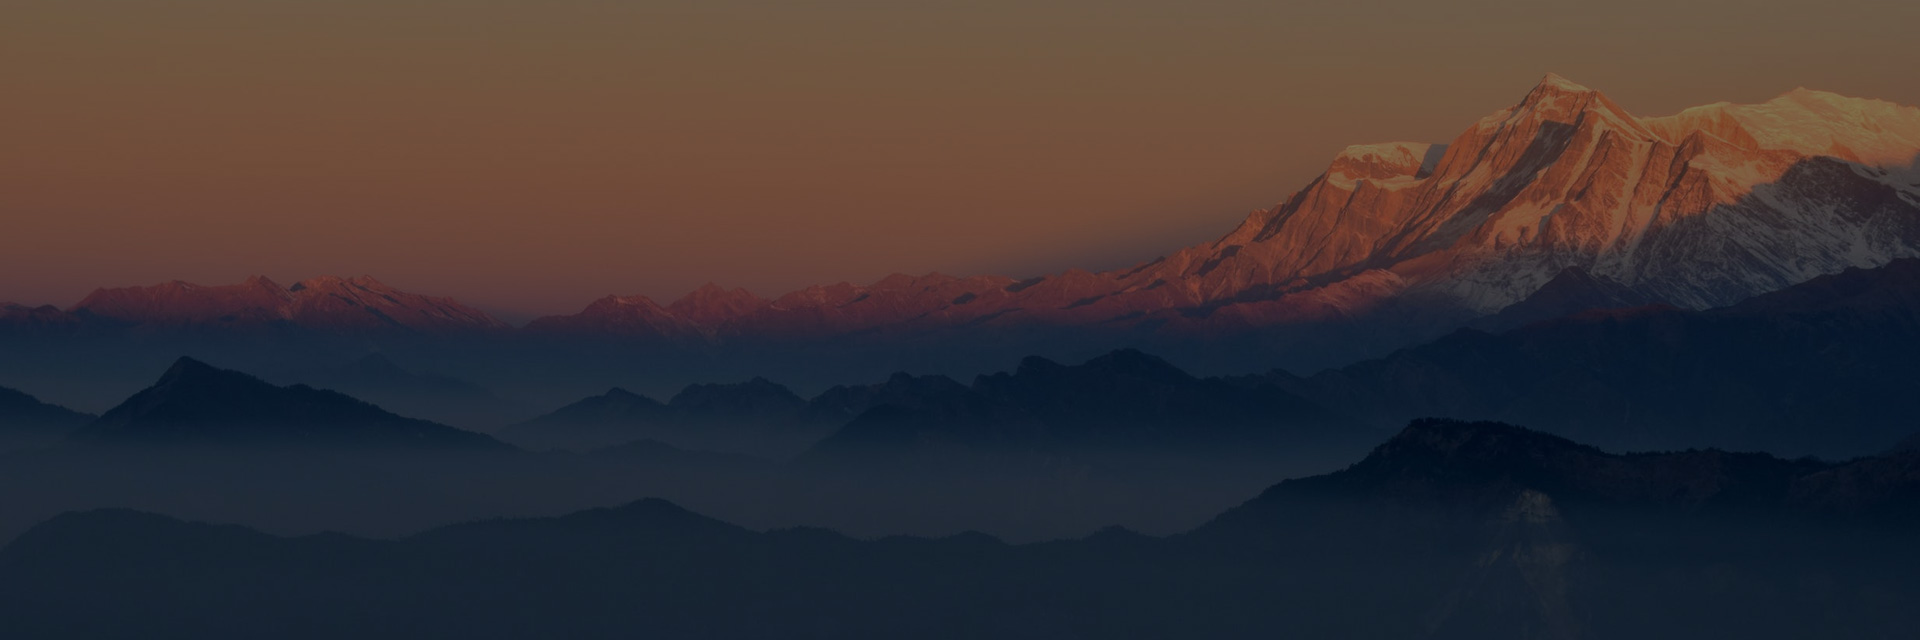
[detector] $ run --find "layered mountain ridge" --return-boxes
[1265,258,1920,458]
[7,419,1920,638]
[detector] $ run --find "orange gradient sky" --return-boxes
[5,0,1917,319]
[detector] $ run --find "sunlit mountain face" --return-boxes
[6,7,1920,633]
[7,75,1920,411]
[26,76,1920,344]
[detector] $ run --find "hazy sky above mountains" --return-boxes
[5,0,1916,319]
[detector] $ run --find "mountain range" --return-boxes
[6,76,1917,369]
[499,376,824,457]
[5,275,506,335]
[23,252,1920,463]
[0,350,1368,542]
[11,71,1920,639]
[501,347,1359,461]
[11,250,1920,547]
[520,75,1920,348]
[1265,258,1920,458]
[498,256,1920,466]
[800,349,1358,467]
[6,419,1916,639]
[278,353,524,429]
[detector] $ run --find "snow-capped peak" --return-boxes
[1533,72,1594,95]
[1325,142,1440,188]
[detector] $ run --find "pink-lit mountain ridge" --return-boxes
[9,75,1919,342]
[27,275,506,333]
[525,74,1920,339]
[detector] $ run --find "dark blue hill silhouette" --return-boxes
[1199,419,1852,536]
[498,387,670,450]
[803,348,1362,467]
[72,357,510,450]
[535,387,669,425]
[501,377,818,455]
[500,376,822,458]
[288,353,523,429]
[799,371,974,425]
[0,386,93,450]
[1270,258,1920,458]
[0,386,92,429]
[508,348,1358,463]
[6,419,1920,639]
[668,376,806,421]
[1474,266,1661,331]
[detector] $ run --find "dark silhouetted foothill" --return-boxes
[72,357,509,450]
[7,420,1920,639]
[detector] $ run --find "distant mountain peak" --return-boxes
[669,377,802,412]
[675,282,757,302]
[75,358,507,450]
[66,275,506,333]
[1325,142,1443,187]
[1727,257,1920,315]
[157,356,223,384]
[606,294,665,308]
[1496,72,1646,139]
[514,75,1918,355]
[1533,72,1591,94]
[1011,355,1064,376]
[294,274,386,290]
[240,274,283,289]
[1078,348,1192,381]
[1478,265,1658,330]
[1372,419,1595,464]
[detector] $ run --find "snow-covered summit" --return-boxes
[1325,142,1440,188]
[1105,74,1920,320]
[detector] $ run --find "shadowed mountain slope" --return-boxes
[283,353,524,429]
[805,349,1361,467]
[1268,259,1920,458]
[72,357,510,450]
[0,386,93,451]
[500,377,819,457]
